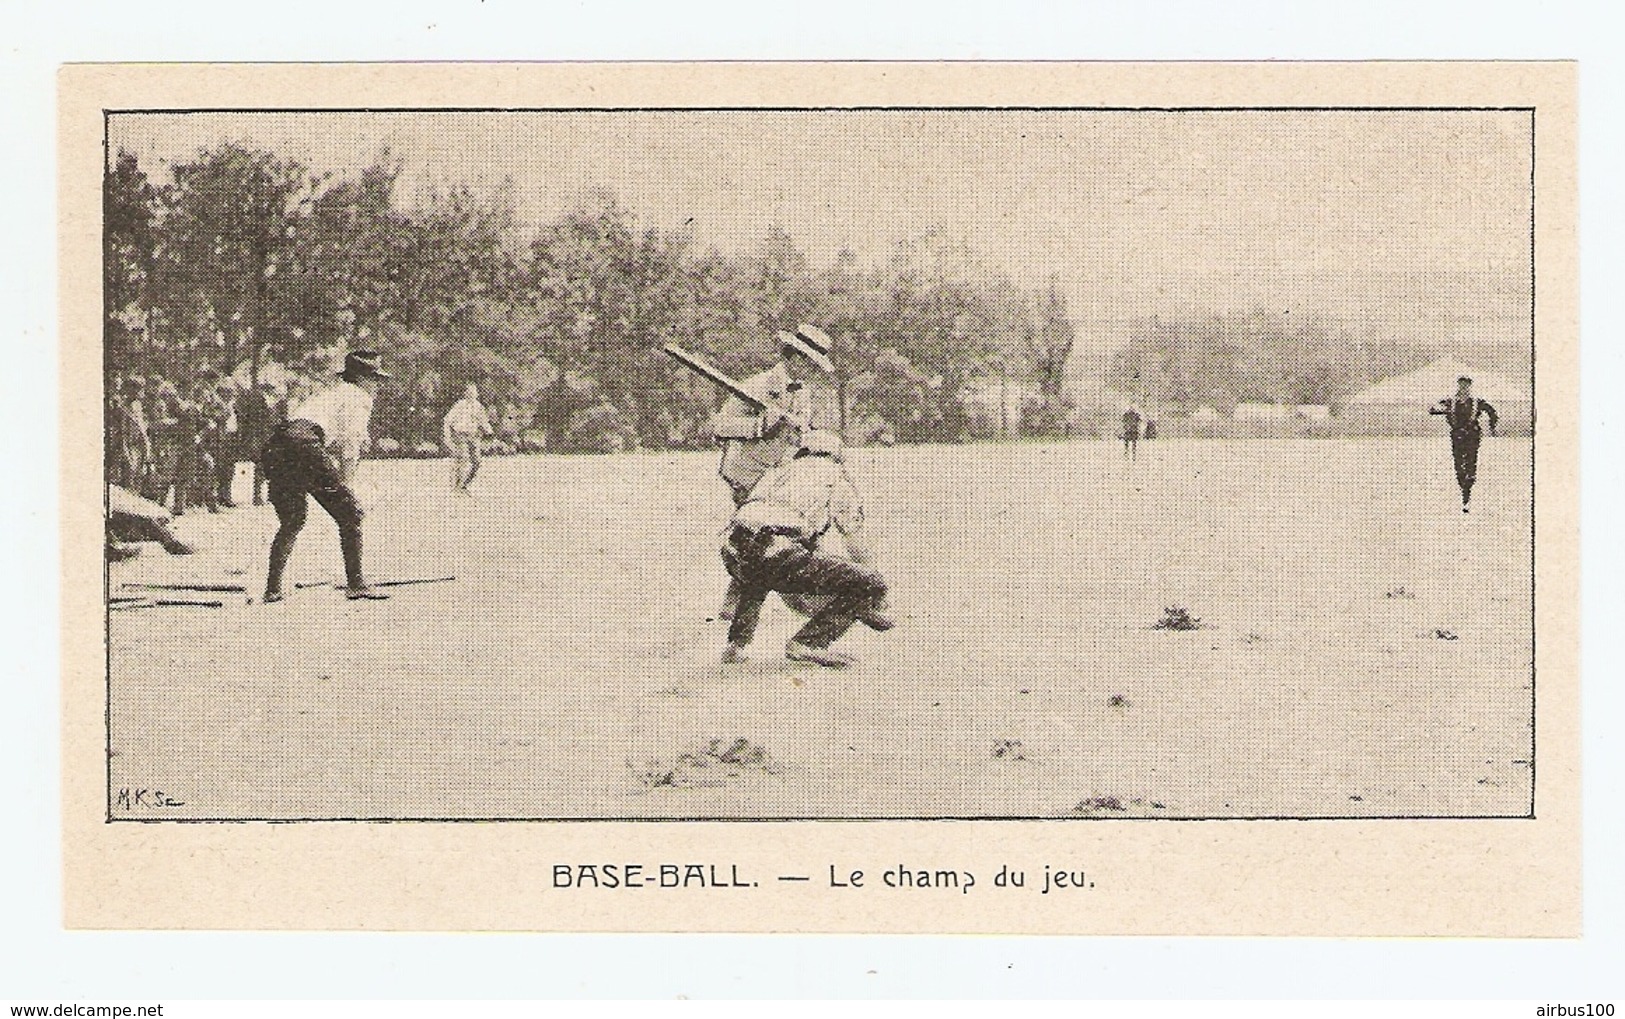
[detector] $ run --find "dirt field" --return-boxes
[106,437,1533,820]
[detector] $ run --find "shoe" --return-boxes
[345,586,391,601]
[262,590,285,604]
[721,644,747,664]
[786,641,853,668]
[859,601,896,632]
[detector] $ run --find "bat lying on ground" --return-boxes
[122,582,247,593]
[111,598,225,610]
[293,576,457,590]
[369,576,457,588]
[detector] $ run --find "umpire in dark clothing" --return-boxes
[259,351,392,603]
[1429,375,1499,512]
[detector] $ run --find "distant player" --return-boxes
[721,431,892,668]
[1120,404,1143,460]
[258,350,392,603]
[443,383,494,494]
[1428,375,1499,513]
[711,326,835,618]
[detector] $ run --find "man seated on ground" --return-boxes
[106,483,193,559]
[720,430,893,668]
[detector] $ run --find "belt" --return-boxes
[278,418,326,442]
[731,523,804,539]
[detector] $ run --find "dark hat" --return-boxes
[341,350,392,381]
[1457,375,1473,385]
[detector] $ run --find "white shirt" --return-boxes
[443,396,493,440]
[292,380,375,465]
[734,454,865,546]
[713,362,815,491]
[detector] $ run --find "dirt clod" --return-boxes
[991,739,1027,761]
[637,738,779,789]
[1073,796,1126,814]
[1152,606,1202,631]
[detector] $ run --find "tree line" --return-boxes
[1101,310,1527,414]
[104,143,1078,452]
[106,142,1524,452]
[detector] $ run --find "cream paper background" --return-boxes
[59,61,1577,934]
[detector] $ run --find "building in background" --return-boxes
[1341,355,1531,436]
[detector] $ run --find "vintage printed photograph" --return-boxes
[100,104,1535,823]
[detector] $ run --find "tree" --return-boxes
[150,144,320,381]
[103,150,163,372]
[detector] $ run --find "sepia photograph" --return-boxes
[97,101,1538,823]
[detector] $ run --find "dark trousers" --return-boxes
[261,420,366,593]
[176,446,217,515]
[213,447,239,504]
[722,527,888,649]
[251,459,269,505]
[719,483,753,614]
[1450,430,1482,503]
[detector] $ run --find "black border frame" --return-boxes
[100,104,1541,823]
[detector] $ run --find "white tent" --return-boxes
[1345,355,1527,409]
[1342,355,1531,435]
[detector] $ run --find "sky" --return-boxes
[109,108,1533,354]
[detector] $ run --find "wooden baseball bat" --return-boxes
[122,582,247,593]
[296,576,457,590]
[662,344,768,411]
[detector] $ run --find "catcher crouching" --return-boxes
[720,430,893,668]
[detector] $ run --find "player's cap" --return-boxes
[799,429,844,461]
[1457,375,1473,384]
[781,325,835,375]
[341,350,393,380]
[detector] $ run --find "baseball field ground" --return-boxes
[106,437,1534,820]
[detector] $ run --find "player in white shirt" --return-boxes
[258,350,392,603]
[711,326,835,620]
[442,383,494,493]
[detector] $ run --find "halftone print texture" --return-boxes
[103,108,1534,820]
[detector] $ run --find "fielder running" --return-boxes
[1428,375,1499,513]
[443,382,494,494]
